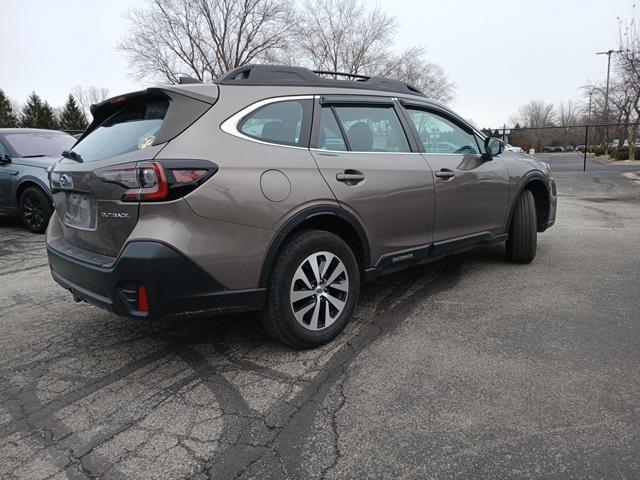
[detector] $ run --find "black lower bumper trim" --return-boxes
[48,241,265,318]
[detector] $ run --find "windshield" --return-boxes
[4,131,75,157]
[73,99,169,162]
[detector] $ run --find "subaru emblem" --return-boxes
[59,173,73,189]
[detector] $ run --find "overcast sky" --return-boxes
[1,0,634,127]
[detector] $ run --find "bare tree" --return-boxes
[294,0,455,102]
[511,100,556,149]
[378,47,455,103]
[71,86,110,119]
[556,100,581,145]
[557,100,580,126]
[295,0,396,74]
[118,0,455,102]
[616,5,640,157]
[119,0,297,83]
[515,100,556,128]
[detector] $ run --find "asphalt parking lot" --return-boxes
[1,153,639,479]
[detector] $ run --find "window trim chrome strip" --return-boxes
[309,148,422,155]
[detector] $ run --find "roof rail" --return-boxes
[178,76,203,84]
[312,70,370,81]
[216,64,423,96]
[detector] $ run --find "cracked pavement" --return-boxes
[1,154,639,479]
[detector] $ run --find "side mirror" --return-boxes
[483,137,503,159]
[0,154,11,164]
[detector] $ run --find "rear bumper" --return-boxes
[47,240,265,318]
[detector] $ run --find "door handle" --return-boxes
[435,169,456,179]
[336,170,365,185]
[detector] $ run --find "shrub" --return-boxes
[594,147,606,156]
[613,147,630,160]
[610,147,640,160]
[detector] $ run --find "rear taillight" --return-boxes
[96,160,217,202]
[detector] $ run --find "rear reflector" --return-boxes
[137,285,149,312]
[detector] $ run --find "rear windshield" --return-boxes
[73,99,169,162]
[4,132,75,157]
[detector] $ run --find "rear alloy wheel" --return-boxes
[20,187,53,233]
[261,230,360,349]
[290,251,349,331]
[506,189,537,263]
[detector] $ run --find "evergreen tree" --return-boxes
[40,101,59,130]
[59,94,88,130]
[0,89,19,127]
[20,92,59,129]
[20,92,44,128]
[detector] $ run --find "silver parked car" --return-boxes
[0,128,75,232]
[47,65,557,348]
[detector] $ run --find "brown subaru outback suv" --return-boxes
[47,65,557,348]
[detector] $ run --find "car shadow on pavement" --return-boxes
[0,214,25,229]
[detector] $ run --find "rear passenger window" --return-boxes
[318,107,347,151]
[329,106,410,153]
[239,99,311,147]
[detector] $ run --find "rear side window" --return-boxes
[73,99,169,162]
[406,108,479,155]
[329,106,410,153]
[239,99,312,147]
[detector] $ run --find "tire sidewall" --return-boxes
[20,187,52,233]
[270,231,360,347]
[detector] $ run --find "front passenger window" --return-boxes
[407,109,479,155]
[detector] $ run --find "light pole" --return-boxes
[596,49,622,154]
[582,89,595,172]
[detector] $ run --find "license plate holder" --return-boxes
[61,193,97,231]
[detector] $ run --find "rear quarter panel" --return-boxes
[156,86,339,232]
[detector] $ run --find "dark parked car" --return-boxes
[575,145,586,152]
[47,65,557,348]
[542,146,554,153]
[563,145,574,152]
[0,129,75,232]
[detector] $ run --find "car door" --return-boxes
[0,138,17,209]
[309,96,435,264]
[401,103,509,243]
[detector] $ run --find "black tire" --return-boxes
[19,186,53,234]
[260,230,360,349]
[506,189,537,263]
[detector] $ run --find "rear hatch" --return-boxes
[49,87,216,257]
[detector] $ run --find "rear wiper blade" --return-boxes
[22,154,46,158]
[61,150,83,163]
